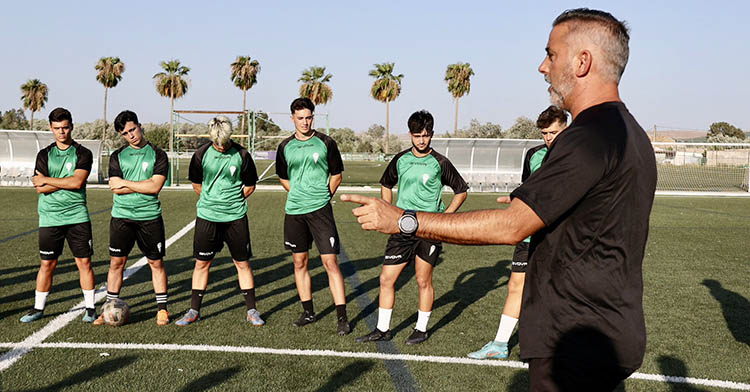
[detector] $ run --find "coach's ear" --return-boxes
[574,49,592,78]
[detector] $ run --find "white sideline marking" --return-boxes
[0,220,196,372]
[0,341,748,390]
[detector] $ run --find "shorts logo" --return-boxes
[284,241,297,248]
[429,245,436,256]
[422,173,430,185]
[142,162,149,172]
[40,250,55,255]
[198,251,213,256]
[229,166,237,176]
[384,254,402,260]
[313,152,319,163]
[109,247,122,252]
[157,242,163,252]
[329,237,335,247]
[65,162,73,173]
[89,239,93,249]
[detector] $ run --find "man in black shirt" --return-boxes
[342,8,656,391]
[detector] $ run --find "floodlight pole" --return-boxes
[251,112,257,155]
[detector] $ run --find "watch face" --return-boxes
[399,215,418,233]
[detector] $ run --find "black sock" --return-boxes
[336,304,347,320]
[155,292,168,311]
[301,299,314,314]
[241,288,256,310]
[191,289,205,312]
[106,291,120,302]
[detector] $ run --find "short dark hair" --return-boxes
[290,97,315,114]
[407,110,434,134]
[48,107,72,123]
[536,106,568,129]
[114,110,139,132]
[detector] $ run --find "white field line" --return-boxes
[0,341,747,390]
[0,220,196,372]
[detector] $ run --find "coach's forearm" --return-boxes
[443,192,467,213]
[36,184,59,194]
[329,174,342,196]
[279,178,291,192]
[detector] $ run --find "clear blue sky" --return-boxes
[1,1,746,133]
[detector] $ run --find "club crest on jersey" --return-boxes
[141,162,149,172]
[422,173,430,185]
[313,152,320,163]
[65,162,73,173]
[230,166,237,176]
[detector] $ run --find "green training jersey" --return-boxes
[276,131,344,215]
[35,141,92,227]
[380,149,468,213]
[521,144,548,242]
[109,142,169,221]
[189,141,258,222]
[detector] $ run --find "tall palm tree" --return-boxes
[368,62,403,154]
[445,62,474,134]
[153,59,190,153]
[299,66,333,105]
[95,56,125,145]
[230,56,260,134]
[20,79,48,130]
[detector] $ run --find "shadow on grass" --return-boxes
[507,369,529,392]
[21,355,138,392]
[702,279,750,347]
[316,360,375,391]
[657,355,709,392]
[176,366,242,392]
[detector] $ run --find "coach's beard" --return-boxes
[412,142,431,155]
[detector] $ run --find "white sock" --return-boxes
[415,310,431,332]
[82,289,95,309]
[376,307,393,332]
[34,290,49,310]
[495,314,518,343]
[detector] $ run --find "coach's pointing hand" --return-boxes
[340,194,402,234]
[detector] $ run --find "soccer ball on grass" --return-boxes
[101,298,130,326]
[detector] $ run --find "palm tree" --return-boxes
[445,62,474,134]
[299,66,333,105]
[368,62,403,154]
[153,59,190,153]
[230,56,260,134]
[20,79,48,130]
[95,56,125,145]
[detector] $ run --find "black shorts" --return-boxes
[384,233,442,266]
[38,221,94,260]
[284,203,340,254]
[511,241,530,273]
[109,216,166,260]
[194,216,252,262]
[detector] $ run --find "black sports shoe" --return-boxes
[337,318,351,336]
[355,328,392,343]
[405,329,429,345]
[292,311,316,327]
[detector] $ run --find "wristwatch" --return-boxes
[398,210,419,237]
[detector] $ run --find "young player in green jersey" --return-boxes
[468,106,568,359]
[177,116,264,326]
[20,107,97,323]
[356,110,468,345]
[92,110,171,326]
[276,98,350,335]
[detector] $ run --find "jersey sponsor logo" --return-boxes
[65,162,73,173]
[39,250,55,255]
[329,236,335,247]
[422,173,430,185]
[384,254,402,260]
[313,152,320,163]
[108,247,122,252]
[229,166,237,176]
[284,241,297,248]
[429,245,436,256]
[141,162,149,172]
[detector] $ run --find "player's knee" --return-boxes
[508,274,525,294]
[293,257,308,270]
[415,275,433,290]
[195,260,211,271]
[379,273,397,288]
[75,258,92,269]
[233,260,249,270]
[321,258,339,271]
[40,259,57,271]
[147,258,163,269]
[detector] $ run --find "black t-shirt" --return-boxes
[510,102,656,369]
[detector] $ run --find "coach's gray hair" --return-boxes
[208,116,233,146]
[553,8,630,84]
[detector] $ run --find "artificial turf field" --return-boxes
[0,188,748,391]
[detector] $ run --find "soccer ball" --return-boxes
[101,298,130,326]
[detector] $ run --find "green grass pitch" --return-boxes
[0,188,748,391]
